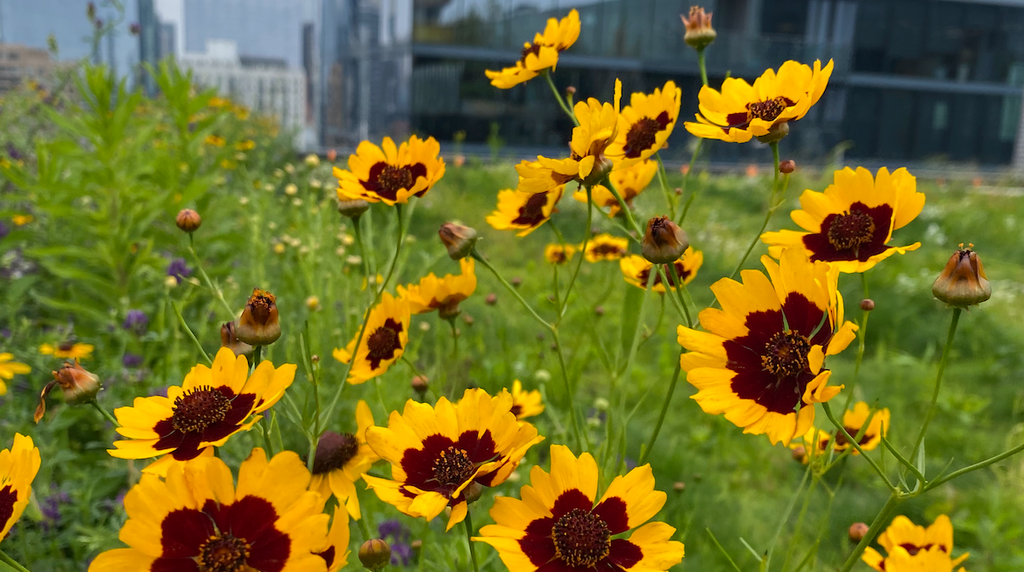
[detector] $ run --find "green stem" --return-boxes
[822,402,897,492]
[676,140,703,227]
[188,244,235,318]
[842,274,872,413]
[171,301,212,365]
[472,252,551,329]
[559,186,594,320]
[637,352,682,466]
[377,204,405,296]
[465,508,481,572]
[351,215,372,286]
[762,464,813,570]
[552,328,588,452]
[730,142,781,279]
[543,70,578,126]
[697,48,709,86]
[655,154,676,220]
[781,476,819,571]
[705,528,743,572]
[0,549,32,572]
[665,262,694,327]
[838,493,903,572]
[90,399,120,427]
[926,440,1024,491]
[253,345,263,369]
[909,308,961,463]
[603,180,644,239]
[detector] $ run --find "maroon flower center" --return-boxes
[509,404,523,418]
[590,243,625,257]
[366,318,404,369]
[172,386,232,433]
[520,43,542,63]
[834,426,872,448]
[761,331,812,378]
[512,193,549,226]
[376,165,415,197]
[636,261,690,288]
[624,117,660,157]
[312,431,360,474]
[746,96,791,122]
[432,446,475,489]
[198,534,250,572]
[827,210,876,253]
[0,486,16,532]
[552,508,611,568]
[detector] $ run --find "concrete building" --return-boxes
[0,44,57,93]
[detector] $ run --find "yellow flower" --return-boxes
[0,353,31,396]
[319,508,351,572]
[108,347,296,466]
[569,79,622,183]
[510,380,544,420]
[332,292,411,384]
[684,59,834,143]
[334,136,445,205]
[0,434,41,546]
[863,515,969,572]
[397,258,477,316]
[309,400,379,520]
[485,10,580,89]
[39,342,94,360]
[619,249,703,293]
[88,449,330,572]
[606,81,682,166]
[204,134,226,147]
[834,401,890,453]
[761,167,924,273]
[487,185,565,237]
[544,243,576,265]
[575,159,659,217]
[584,233,629,262]
[11,214,33,226]
[363,388,542,531]
[235,139,256,151]
[474,444,685,572]
[676,248,858,445]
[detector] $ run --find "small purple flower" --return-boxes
[40,485,71,531]
[123,309,148,335]
[0,221,8,241]
[378,519,413,566]
[122,353,143,368]
[5,143,21,161]
[167,257,191,284]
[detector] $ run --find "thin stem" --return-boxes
[822,402,897,492]
[559,186,593,320]
[730,141,781,279]
[171,301,212,365]
[637,352,682,466]
[464,508,481,572]
[838,493,903,572]
[697,48,709,86]
[781,476,819,571]
[763,464,812,571]
[472,251,551,329]
[655,154,676,220]
[705,529,743,572]
[90,399,119,427]
[551,328,588,452]
[603,180,645,238]
[842,273,872,413]
[0,549,32,572]
[925,440,1024,491]
[910,308,961,463]
[351,215,372,285]
[665,262,693,327]
[543,70,578,125]
[377,204,405,296]
[253,345,263,369]
[188,244,235,318]
[676,140,703,227]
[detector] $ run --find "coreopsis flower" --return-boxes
[677,248,858,445]
[485,10,580,89]
[833,401,890,453]
[332,292,411,384]
[684,59,834,143]
[510,379,544,420]
[34,360,101,423]
[319,508,351,572]
[39,341,93,360]
[681,6,717,50]
[397,258,477,318]
[576,159,659,217]
[0,434,41,546]
[569,80,622,185]
[220,321,253,357]
[363,388,543,531]
[863,515,969,572]
[88,449,331,572]
[108,347,296,464]
[203,134,226,147]
[334,136,445,205]
[0,353,31,396]
[236,288,282,346]
[487,185,565,237]
[175,208,202,233]
[584,233,629,262]
[871,546,970,572]
[310,400,379,520]
[545,243,576,265]
[619,249,703,293]
[932,245,991,308]
[606,81,682,166]
[642,215,689,264]
[438,222,479,259]
[761,167,924,273]
[474,444,685,572]
[789,428,832,464]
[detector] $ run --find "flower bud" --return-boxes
[220,321,254,357]
[932,245,991,308]
[359,539,392,571]
[35,360,101,423]
[672,482,686,493]
[565,86,577,96]
[860,299,875,312]
[511,277,522,288]
[305,296,321,311]
[337,198,370,219]
[304,153,320,167]
[681,6,716,51]
[485,293,497,305]
[642,215,689,264]
[779,159,796,174]
[595,305,605,317]
[86,2,96,19]
[175,209,202,233]
[581,155,614,189]
[327,148,338,162]
[235,288,282,346]
[438,222,478,260]
[791,445,807,463]
[412,375,429,394]
[439,300,462,320]
[756,121,789,144]
[463,482,484,504]
[129,22,141,35]
[849,522,869,543]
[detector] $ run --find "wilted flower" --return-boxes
[35,360,101,422]
[438,222,478,260]
[235,288,281,346]
[681,6,716,51]
[175,209,201,233]
[220,321,253,357]
[932,245,991,308]
[642,215,689,264]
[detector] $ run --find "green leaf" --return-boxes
[619,284,644,364]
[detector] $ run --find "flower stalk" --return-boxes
[910,307,962,463]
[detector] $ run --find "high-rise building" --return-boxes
[183,0,312,69]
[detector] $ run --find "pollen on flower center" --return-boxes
[623,117,660,158]
[432,446,475,490]
[198,534,250,572]
[761,331,812,378]
[827,211,876,252]
[172,386,232,434]
[746,96,792,122]
[312,431,360,474]
[377,165,415,196]
[366,318,404,368]
[552,508,612,568]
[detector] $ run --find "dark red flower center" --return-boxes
[0,486,16,532]
[377,165,415,197]
[510,404,523,418]
[899,542,938,556]
[827,210,876,253]
[198,534,250,572]
[552,508,611,568]
[590,243,625,257]
[432,446,475,489]
[636,261,690,288]
[834,426,872,448]
[312,431,360,475]
[512,192,550,226]
[520,43,542,63]
[173,386,232,433]
[366,318,404,369]
[623,111,671,158]
[746,96,791,122]
[761,331,812,378]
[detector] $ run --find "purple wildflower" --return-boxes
[40,485,71,531]
[167,257,191,284]
[0,221,8,241]
[122,353,143,368]
[378,519,413,566]
[122,309,148,335]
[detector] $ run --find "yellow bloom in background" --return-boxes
[397,258,477,316]
[619,248,703,292]
[863,515,969,572]
[309,400,379,520]
[516,157,579,194]
[685,59,834,143]
[790,427,832,464]
[544,243,576,265]
[677,248,858,445]
[319,508,351,572]
[761,167,924,273]
[364,388,542,531]
[335,135,445,205]
[576,159,659,217]
[235,139,256,151]
[0,434,41,545]
[474,444,685,572]
[0,353,31,396]
[871,546,970,572]
[510,379,544,420]
[485,10,580,89]
[39,342,93,360]
[833,401,890,453]
[584,233,629,262]
[108,347,296,467]
[204,134,226,147]
[487,185,565,237]
[606,81,682,166]
[333,292,411,384]
[88,449,330,572]
[11,214,32,226]
[570,79,622,182]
